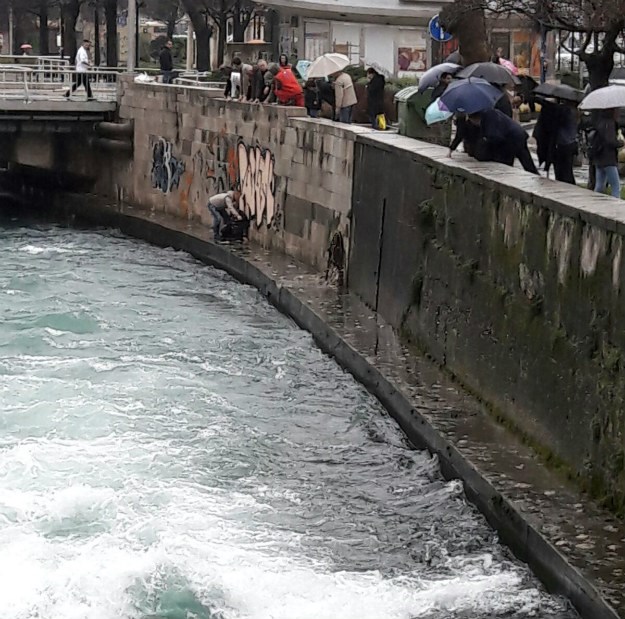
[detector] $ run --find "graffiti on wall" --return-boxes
[151,129,279,228]
[238,142,276,228]
[206,132,238,194]
[151,138,185,194]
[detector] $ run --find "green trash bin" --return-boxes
[395,85,451,146]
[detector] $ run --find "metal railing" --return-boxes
[0,54,70,72]
[173,71,225,89]
[0,66,119,102]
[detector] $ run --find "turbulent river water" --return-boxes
[0,222,578,619]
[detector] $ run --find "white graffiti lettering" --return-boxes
[237,142,276,227]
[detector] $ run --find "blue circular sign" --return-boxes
[429,15,453,42]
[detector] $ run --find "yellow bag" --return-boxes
[376,114,387,131]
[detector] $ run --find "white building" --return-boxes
[261,0,452,76]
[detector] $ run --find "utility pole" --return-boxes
[127,0,137,71]
[186,20,194,70]
[8,1,14,55]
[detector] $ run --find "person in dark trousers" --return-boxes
[366,67,385,128]
[591,108,622,198]
[278,53,290,68]
[304,79,321,117]
[65,39,94,100]
[431,72,452,101]
[251,59,270,102]
[207,190,242,241]
[159,40,174,84]
[469,108,538,174]
[553,100,578,184]
[448,114,489,159]
[494,86,513,117]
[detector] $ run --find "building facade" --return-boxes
[260,0,451,76]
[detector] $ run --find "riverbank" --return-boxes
[47,194,624,619]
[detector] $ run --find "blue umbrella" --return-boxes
[439,77,503,115]
[295,60,312,80]
[425,99,453,125]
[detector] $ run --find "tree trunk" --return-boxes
[105,0,118,66]
[63,0,82,63]
[584,52,615,91]
[217,16,227,66]
[167,3,178,40]
[39,0,49,55]
[94,4,100,65]
[180,0,211,70]
[439,4,489,66]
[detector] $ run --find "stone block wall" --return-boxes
[107,78,361,271]
[349,132,625,514]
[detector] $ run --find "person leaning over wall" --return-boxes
[268,63,304,107]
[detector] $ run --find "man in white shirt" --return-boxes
[65,40,94,100]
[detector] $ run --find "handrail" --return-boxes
[0,66,120,102]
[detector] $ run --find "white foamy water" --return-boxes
[0,224,577,619]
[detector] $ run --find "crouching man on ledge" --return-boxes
[207,189,243,242]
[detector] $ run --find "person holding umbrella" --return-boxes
[431,72,453,102]
[590,109,622,198]
[366,67,386,128]
[307,53,356,123]
[469,108,538,174]
[332,68,357,123]
[579,85,625,198]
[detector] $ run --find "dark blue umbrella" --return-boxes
[439,77,503,115]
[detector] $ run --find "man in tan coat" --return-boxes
[332,70,357,124]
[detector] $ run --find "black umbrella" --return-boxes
[534,82,583,103]
[456,62,521,86]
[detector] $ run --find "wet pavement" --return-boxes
[64,201,625,618]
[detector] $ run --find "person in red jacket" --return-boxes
[269,64,304,107]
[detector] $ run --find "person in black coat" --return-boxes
[431,72,452,102]
[366,68,386,128]
[449,115,490,160]
[304,79,321,117]
[250,59,270,102]
[469,108,538,173]
[159,40,174,84]
[591,108,622,198]
[494,86,513,117]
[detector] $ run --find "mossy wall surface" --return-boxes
[349,138,625,514]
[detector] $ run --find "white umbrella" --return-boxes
[307,53,351,78]
[417,62,462,93]
[579,85,625,110]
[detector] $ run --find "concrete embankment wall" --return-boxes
[101,77,359,271]
[96,80,624,512]
[349,133,625,514]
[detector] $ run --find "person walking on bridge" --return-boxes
[65,40,94,101]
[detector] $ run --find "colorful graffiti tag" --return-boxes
[151,138,185,194]
[238,142,276,228]
[151,131,279,228]
[206,132,238,194]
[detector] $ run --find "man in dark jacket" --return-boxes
[431,72,452,102]
[366,68,386,128]
[159,40,174,84]
[592,108,622,198]
[250,59,270,102]
[469,108,538,174]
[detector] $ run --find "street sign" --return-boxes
[429,15,453,42]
